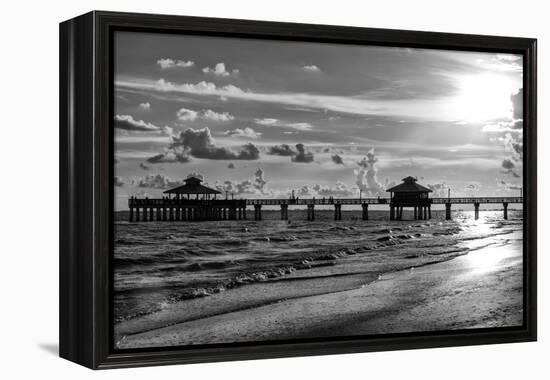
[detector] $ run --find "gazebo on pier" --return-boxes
[386,176,432,220]
[163,176,221,200]
[128,175,247,222]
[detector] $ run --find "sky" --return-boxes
[113,31,524,210]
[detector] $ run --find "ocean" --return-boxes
[113,208,523,325]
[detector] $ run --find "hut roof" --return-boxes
[386,176,432,193]
[163,176,221,195]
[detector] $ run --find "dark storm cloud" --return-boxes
[291,143,314,163]
[146,127,260,164]
[146,148,191,164]
[331,154,344,165]
[171,127,260,160]
[497,89,523,180]
[267,144,295,156]
[502,158,520,178]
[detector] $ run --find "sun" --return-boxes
[451,73,520,123]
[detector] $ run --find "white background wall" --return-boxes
[0,0,547,378]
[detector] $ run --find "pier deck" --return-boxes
[127,197,522,222]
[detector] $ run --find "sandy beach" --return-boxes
[116,233,523,349]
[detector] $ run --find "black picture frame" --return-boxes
[59,10,537,369]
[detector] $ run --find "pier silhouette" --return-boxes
[127,176,522,222]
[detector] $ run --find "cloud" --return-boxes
[157,58,194,69]
[476,54,522,73]
[427,182,449,197]
[483,88,523,180]
[202,62,238,76]
[482,118,522,133]
[114,114,160,132]
[117,77,515,122]
[187,172,204,181]
[133,174,185,189]
[464,182,482,194]
[503,133,523,161]
[331,154,344,165]
[496,178,522,192]
[139,102,151,110]
[139,162,150,170]
[498,90,523,179]
[176,108,198,121]
[114,176,125,187]
[501,158,520,178]
[210,168,269,196]
[291,143,314,163]
[213,180,255,196]
[224,127,262,139]
[177,107,234,122]
[254,118,278,126]
[267,144,295,156]
[502,159,515,170]
[202,109,234,122]
[296,185,314,197]
[170,127,260,160]
[227,162,235,169]
[254,118,313,131]
[511,89,523,119]
[287,123,313,131]
[302,65,320,72]
[253,168,268,193]
[313,182,355,197]
[146,147,191,164]
[354,149,385,196]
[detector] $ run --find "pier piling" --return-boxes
[254,204,262,221]
[362,204,369,220]
[474,202,480,220]
[503,202,508,220]
[334,204,342,220]
[307,204,315,221]
[445,203,452,220]
[280,204,288,220]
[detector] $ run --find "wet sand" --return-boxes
[116,238,523,349]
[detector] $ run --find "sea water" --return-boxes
[113,209,522,322]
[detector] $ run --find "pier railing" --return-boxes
[243,197,522,206]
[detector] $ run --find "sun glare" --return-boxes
[451,74,519,123]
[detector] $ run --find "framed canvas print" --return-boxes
[59,11,537,369]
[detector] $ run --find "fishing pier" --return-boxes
[128,176,522,222]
